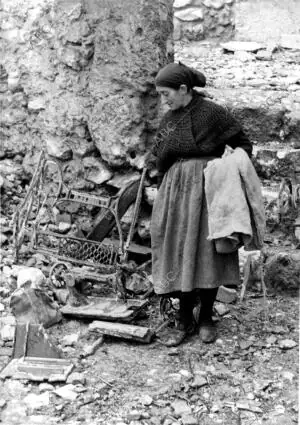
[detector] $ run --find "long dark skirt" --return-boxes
[151,158,240,295]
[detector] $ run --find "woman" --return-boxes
[149,62,252,346]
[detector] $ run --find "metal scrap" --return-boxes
[0,357,74,382]
[1,323,73,382]
[12,149,152,319]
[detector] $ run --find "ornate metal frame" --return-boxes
[13,150,147,296]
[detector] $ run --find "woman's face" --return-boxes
[156,86,187,111]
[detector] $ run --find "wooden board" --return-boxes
[88,180,140,242]
[89,320,153,343]
[61,297,148,322]
[102,238,151,256]
[0,357,73,382]
[13,323,63,359]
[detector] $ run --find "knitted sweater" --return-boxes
[151,91,252,173]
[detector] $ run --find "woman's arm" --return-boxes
[225,129,253,157]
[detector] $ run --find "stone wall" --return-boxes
[174,0,300,47]
[174,0,235,41]
[0,0,173,191]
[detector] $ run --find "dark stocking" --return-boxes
[179,292,196,331]
[198,288,218,343]
[198,288,218,322]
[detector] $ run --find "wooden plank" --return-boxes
[89,320,154,344]
[102,238,151,256]
[240,255,252,301]
[61,297,148,322]
[0,357,73,382]
[81,336,104,358]
[88,180,140,242]
[13,323,63,359]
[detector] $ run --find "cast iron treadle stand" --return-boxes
[13,150,148,300]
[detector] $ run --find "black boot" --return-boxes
[162,292,196,347]
[198,288,218,343]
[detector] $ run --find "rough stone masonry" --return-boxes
[0,0,173,189]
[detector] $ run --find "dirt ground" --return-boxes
[0,289,299,425]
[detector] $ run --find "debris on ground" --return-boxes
[12,323,63,359]
[216,285,238,304]
[88,320,154,344]
[80,335,104,358]
[60,297,149,322]
[10,287,62,328]
[0,357,74,382]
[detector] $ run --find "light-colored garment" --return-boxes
[204,147,265,251]
[151,158,240,295]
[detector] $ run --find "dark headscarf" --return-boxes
[155,62,206,90]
